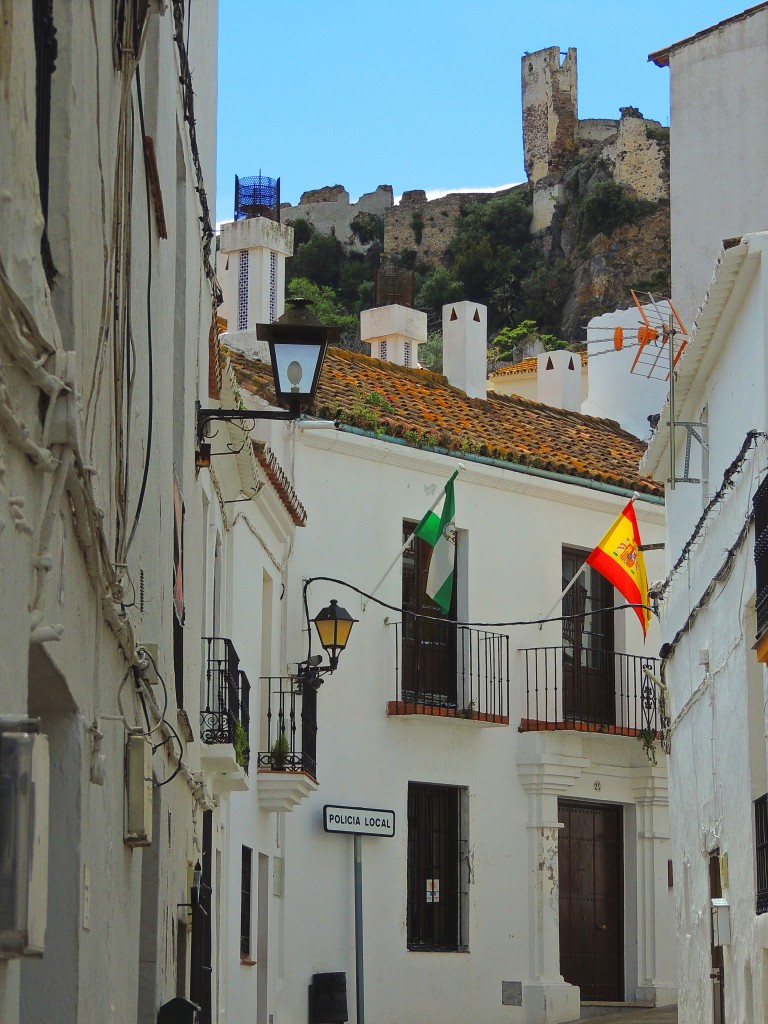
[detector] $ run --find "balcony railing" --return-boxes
[388,622,509,724]
[201,638,250,764]
[256,676,318,777]
[519,646,661,735]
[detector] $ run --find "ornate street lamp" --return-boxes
[311,599,357,673]
[196,297,329,452]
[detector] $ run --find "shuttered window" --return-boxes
[755,794,768,914]
[754,477,768,639]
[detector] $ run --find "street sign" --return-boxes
[323,804,395,837]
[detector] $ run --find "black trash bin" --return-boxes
[311,972,348,1024]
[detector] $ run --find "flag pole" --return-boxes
[539,561,587,627]
[363,470,460,610]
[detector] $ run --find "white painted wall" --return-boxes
[644,233,768,1024]
[0,4,243,1021]
[224,412,676,1024]
[659,6,768,330]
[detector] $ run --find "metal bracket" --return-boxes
[668,421,708,484]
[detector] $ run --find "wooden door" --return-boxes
[559,801,623,1001]
[562,549,615,725]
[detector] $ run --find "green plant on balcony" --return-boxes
[270,730,290,770]
[638,728,657,765]
[233,719,249,773]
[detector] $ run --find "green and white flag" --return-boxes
[413,473,457,614]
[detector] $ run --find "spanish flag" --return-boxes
[586,501,651,638]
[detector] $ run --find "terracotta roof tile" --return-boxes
[226,347,662,498]
[491,351,588,377]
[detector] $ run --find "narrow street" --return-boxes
[568,1008,678,1024]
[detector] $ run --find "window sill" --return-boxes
[240,957,257,967]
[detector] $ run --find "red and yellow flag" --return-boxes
[586,501,651,637]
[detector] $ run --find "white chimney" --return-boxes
[536,349,581,411]
[218,217,293,337]
[360,304,426,367]
[442,301,487,399]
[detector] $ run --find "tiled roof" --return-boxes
[226,346,662,497]
[491,351,588,378]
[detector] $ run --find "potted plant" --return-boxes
[233,720,250,774]
[270,731,290,770]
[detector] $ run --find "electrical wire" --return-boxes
[125,63,154,555]
[301,575,655,632]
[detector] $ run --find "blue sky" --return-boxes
[216,2,744,218]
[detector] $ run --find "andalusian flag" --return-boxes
[586,500,651,637]
[414,473,457,614]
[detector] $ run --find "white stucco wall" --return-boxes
[0,4,237,1022]
[646,233,768,1024]
[660,6,768,330]
[223,413,676,1024]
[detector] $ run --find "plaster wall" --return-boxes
[652,239,768,1024]
[663,8,768,329]
[230,424,675,1024]
[0,4,233,1022]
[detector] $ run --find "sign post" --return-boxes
[324,805,395,1024]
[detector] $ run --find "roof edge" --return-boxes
[649,3,768,66]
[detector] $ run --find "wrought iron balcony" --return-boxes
[201,638,250,767]
[387,622,510,724]
[519,646,661,735]
[256,675,318,777]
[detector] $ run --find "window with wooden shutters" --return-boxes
[755,794,768,914]
[754,476,768,641]
[240,846,253,958]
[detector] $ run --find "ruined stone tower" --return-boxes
[522,47,578,183]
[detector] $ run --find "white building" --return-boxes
[649,2,768,330]
[642,232,768,1024]
[0,4,263,1022]
[222,292,677,1024]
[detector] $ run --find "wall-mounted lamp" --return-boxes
[312,600,357,673]
[196,298,329,457]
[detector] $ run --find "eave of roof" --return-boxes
[226,346,662,498]
[649,3,768,66]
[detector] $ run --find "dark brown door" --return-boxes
[709,852,725,1024]
[559,801,623,1001]
[402,522,457,706]
[562,548,615,725]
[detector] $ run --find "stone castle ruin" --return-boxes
[522,47,667,232]
[282,46,670,336]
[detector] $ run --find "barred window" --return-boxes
[754,477,768,639]
[240,846,253,957]
[756,794,768,914]
[407,782,468,951]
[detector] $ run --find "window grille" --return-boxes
[407,783,467,950]
[269,252,277,323]
[756,794,768,914]
[380,340,388,362]
[240,846,253,957]
[238,250,249,331]
[404,342,411,367]
[754,477,768,639]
